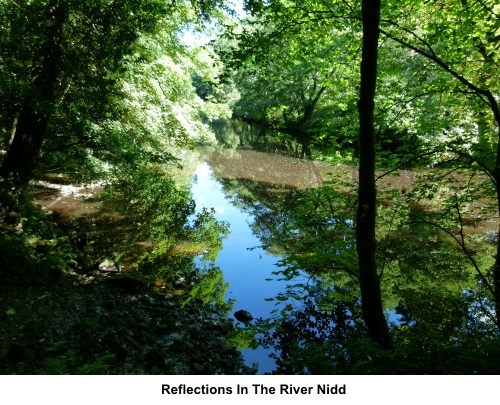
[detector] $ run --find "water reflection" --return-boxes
[187,148,363,373]
[191,161,282,373]
[33,145,500,373]
[207,148,328,189]
[186,148,410,373]
[184,146,500,374]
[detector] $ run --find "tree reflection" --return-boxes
[75,165,233,319]
[216,173,500,373]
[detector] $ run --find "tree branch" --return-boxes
[408,214,495,298]
[375,148,442,181]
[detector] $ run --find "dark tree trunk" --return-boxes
[493,127,500,329]
[0,107,48,185]
[295,130,311,158]
[356,0,392,349]
[0,2,66,186]
[495,219,500,329]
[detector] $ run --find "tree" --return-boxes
[356,0,392,349]
[376,0,500,328]
[232,57,331,158]
[235,0,500,335]
[0,0,226,187]
[220,0,398,347]
[215,3,359,158]
[0,0,69,185]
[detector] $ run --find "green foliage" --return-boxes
[215,5,361,158]
[38,342,116,375]
[2,0,500,376]
[227,324,260,351]
[262,285,500,374]
[186,207,230,262]
[0,0,230,185]
[102,166,195,243]
[225,155,499,372]
[184,265,233,315]
[0,186,80,279]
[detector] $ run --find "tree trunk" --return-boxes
[356,0,392,349]
[0,2,66,186]
[0,107,49,185]
[296,130,311,158]
[493,124,500,328]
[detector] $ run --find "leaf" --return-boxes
[6,308,16,316]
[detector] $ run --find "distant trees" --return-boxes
[232,58,331,158]
[214,4,359,158]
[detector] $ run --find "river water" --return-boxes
[185,147,357,373]
[34,145,497,373]
[191,160,280,372]
[183,146,498,373]
[35,147,338,373]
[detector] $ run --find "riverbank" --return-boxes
[0,171,255,375]
[0,268,254,374]
[2,146,499,375]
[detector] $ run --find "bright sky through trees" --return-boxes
[180,0,247,46]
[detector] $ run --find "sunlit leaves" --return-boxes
[184,265,233,314]
[214,1,362,157]
[0,0,232,183]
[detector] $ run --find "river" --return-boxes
[183,147,349,373]
[191,160,279,372]
[182,146,498,373]
[34,145,497,374]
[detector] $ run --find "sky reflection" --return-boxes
[191,161,281,373]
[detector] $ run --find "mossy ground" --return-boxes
[0,271,253,375]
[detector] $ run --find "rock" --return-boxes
[234,310,253,323]
[98,259,119,272]
[173,277,186,287]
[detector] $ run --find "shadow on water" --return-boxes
[186,151,359,373]
[6,165,254,375]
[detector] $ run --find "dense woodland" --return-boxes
[1,0,500,374]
